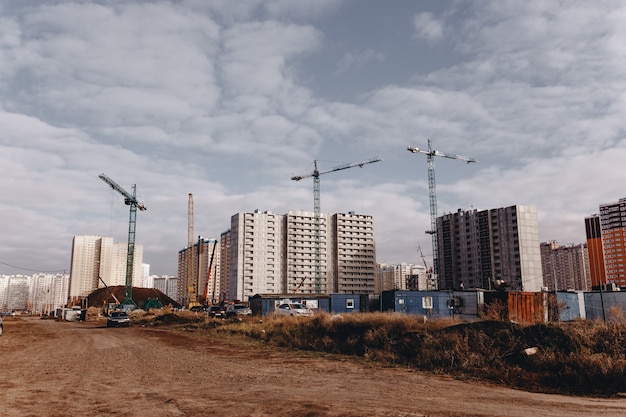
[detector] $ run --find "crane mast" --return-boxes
[407,140,476,288]
[291,157,382,293]
[187,193,198,309]
[98,173,147,309]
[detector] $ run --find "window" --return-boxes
[346,299,354,309]
[422,296,433,310]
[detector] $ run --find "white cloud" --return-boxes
[412,12,443,42]
[334,49,386,76]
[2,0,626,277]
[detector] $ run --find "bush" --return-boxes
[150,311,626,397]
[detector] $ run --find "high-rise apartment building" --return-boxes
[31,273,71,314]
[69,235,143,300]
[585,214,606,288]
[177,237,220,307]
[219,229,232,303]
[230,211,285,302]
[585,198,626,289]
[437,205,543,292]
[0,275,29,311]
[1,273,70,313]
[333,212,377,294]
[598,198,626,287]
[285,210,330,294]
[152,275,178,301]
[540,241,590,291]
[226,210,378,301]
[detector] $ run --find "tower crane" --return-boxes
[98,173,147,309]
[291,156,382,293]
[417,244,433,291]
[407,139,476,288]
[186,193,202,310]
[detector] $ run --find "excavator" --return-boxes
[99,276,121,316]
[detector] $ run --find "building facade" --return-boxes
[30,273,71,314]
[376,263,429,293]
[152,275,178,301]
[584,198,626,289]
[69,235,144,300]
[540,241,591,291]
[332,212,377,294]
[177,237,220,307]
[219,229,232,303]
[437,205,543,292]
[585,214,606,288]
[599,198,626,287]
[227,210,378,301]
[230,211,285,302]
[1,273,70,313]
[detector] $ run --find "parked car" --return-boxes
[107,311,131,327]
[275,303,313,317]
[225,303,252,318]
[207,305,226,318]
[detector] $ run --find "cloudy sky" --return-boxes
[2,0,625,276]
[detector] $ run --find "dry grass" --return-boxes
[139,310,626,397]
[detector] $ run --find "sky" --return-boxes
[2,0,626,276]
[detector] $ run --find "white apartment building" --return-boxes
[30,273,70,314]
[376,263,429,293]
[333,212,377,294]
[230,211,285,302]
[0,275,29,311]
[227,210,377,301]
[152,275,178,301]
[1,273,70,313]
[285,210,331,294]
[69,235,143,300]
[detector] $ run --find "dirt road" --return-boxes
[2,317,626,417]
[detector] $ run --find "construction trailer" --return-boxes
[380,290,485,321]
[249,293,330,317]
[328,294,370,314]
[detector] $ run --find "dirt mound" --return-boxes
[86,286,182,309]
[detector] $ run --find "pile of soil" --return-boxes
[86,286,181,309]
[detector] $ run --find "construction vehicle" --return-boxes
[407,140,476,286]
[291,157,382,293]
[98,276,120,315]
[98,173,147,310]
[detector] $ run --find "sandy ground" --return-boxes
[2,317,626,417]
